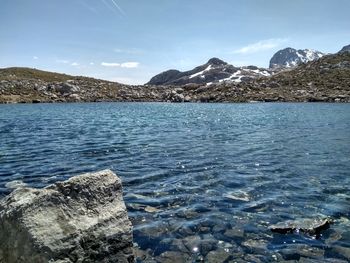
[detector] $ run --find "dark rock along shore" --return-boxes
[0,52,349,104]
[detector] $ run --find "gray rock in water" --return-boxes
[269,218,333,237]
[0,170,134,263]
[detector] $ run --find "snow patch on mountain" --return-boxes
[219,70,243,83]
[189,65,212,79]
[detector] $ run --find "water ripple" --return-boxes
[0,102,350,261]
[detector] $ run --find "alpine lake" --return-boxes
[1,102,349,262]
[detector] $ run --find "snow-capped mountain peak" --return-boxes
[147,58,272,86]
[269,48,325,69]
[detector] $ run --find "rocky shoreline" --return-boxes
[1,52,350,104]
[0,170,343,262]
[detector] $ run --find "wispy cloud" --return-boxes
[33,56,39,60]
[100,0,113,12]
[101,62,120,67]
[56,59,81,67]
[100,0,125,16]
[56,59,70,64]
[110,0,125,15]
[89,62,95,65]
[233,38,288,54]
[114,48,142,54]
[78,0,98,14]
[101,62,139,68]
[121,62,139,68]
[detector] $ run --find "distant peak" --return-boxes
[339,44,350,53]
[207,58,227,66]
[280,47,296,53]
[270,47,324,68]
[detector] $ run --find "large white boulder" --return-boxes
[0,170,133,263]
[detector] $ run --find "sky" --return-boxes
[0,0,349,85]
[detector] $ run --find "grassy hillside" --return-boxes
[0,67,73,82]
[266,52,350,89]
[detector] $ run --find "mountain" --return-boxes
[1,47,350,104]
[148,46,328,86]
[247,51,350,102]
[147,58,272,86]
[339,44,350,53]
[172,51,349,103]
[269,48,325,69]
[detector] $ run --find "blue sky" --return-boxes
[0,0,349,84]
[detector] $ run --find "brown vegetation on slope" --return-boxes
[0,52,349,104]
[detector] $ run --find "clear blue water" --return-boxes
[1,103,350,262]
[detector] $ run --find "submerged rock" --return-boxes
[223,190,250,202]
[278,244,325,260]
[269,218,333,237]
[332,245,350,261]
[205,249,232,262]
[0,170,133,263]
[156,251,192,263]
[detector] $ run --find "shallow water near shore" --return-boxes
[1,102,350,262]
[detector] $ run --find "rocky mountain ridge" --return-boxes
[269,48,325,69]
[339,44,350,53]
[147,57,272,86]
[147,46,331,86]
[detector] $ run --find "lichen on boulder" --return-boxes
[0,170,134,263]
